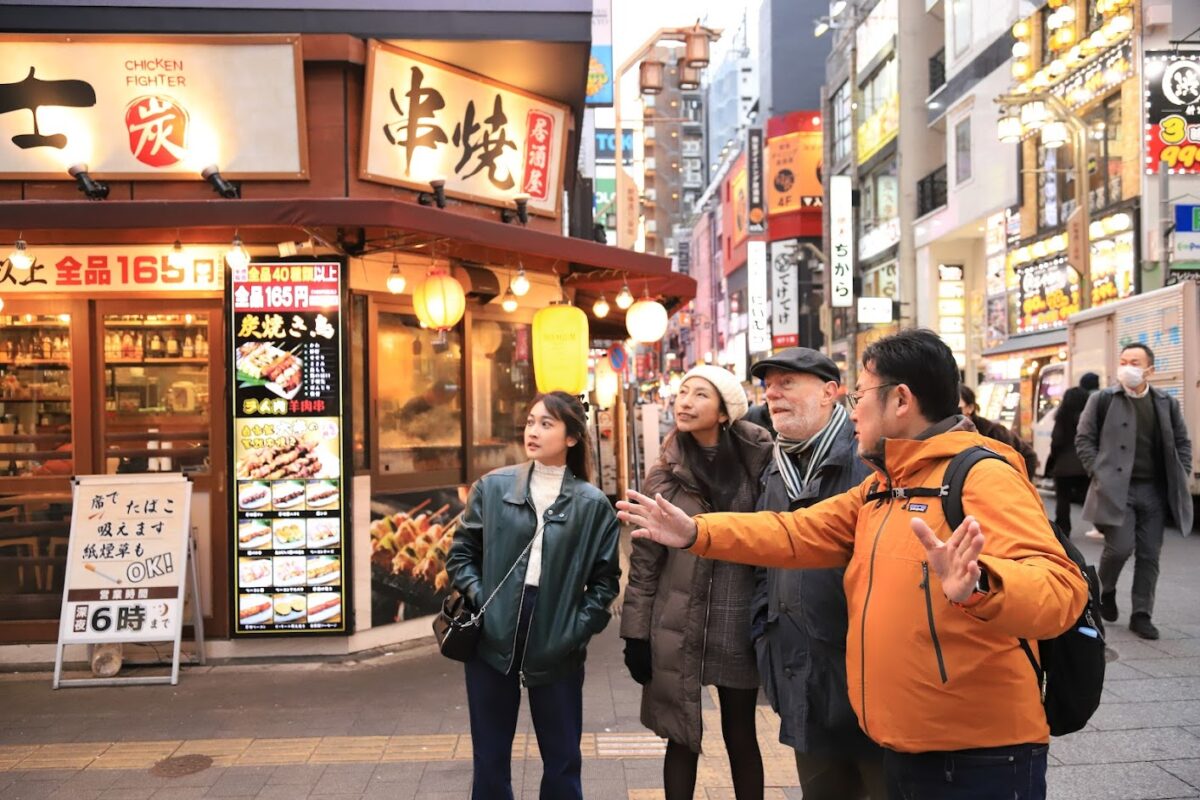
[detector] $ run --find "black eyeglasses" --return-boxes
[846,382,898,410]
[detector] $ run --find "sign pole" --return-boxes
[189,534,207,666]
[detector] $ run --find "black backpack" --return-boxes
[941,446,1106,736]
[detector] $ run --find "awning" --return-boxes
[982,329,1068,357]
[0,197,694,337]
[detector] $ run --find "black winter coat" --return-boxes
[1048,385,1092,478]
[750,421,881,757]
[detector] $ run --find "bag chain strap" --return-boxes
[469,533,539,623]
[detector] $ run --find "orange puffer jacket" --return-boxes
[690,427,1088,754]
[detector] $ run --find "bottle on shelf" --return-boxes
[165,330,180,358]
[121,332,135,359]
[149,333,164,359]
[4,339,13,360]
[195,332,208,358]
[135,333,145,360]
[183,335,195,359]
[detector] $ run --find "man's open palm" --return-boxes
[616,490,698,549]
[911,514,985,603]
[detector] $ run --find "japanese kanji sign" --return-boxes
[0,35,306,179]
[362,42,569,217]
[769,240,800,348]
[57,474,192,645]
[767,127,823,216]
[1145,52,1200,175]
[0,245,223,294]
[747,240,771,353]
[230,261,348,636]
[830,175,854,308]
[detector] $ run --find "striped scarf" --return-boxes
[773,403,849,502]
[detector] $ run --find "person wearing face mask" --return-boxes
[1074,344,1193,640]
[447,391,621,800]
[620,365,773,800]
[748,349,886,800]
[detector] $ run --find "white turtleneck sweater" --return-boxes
[525,461,566,587]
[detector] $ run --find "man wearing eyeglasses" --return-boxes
[618,329,1088,800]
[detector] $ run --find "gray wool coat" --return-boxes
[1075,385,1193,534]
[619,420,773,753]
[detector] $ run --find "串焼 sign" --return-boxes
[361,42,569,218]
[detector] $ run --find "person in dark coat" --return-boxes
[959,385,1038,478]
[748,348,886,800]
[1047,372,1099,535]
[743,402,776,438]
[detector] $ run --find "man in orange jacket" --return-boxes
[617,329,1088,800]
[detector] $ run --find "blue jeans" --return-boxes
[464,586,584,800]
[884,743,1049,800]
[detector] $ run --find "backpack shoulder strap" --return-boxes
[1095,388,1114,433]
[940,445,1009,531]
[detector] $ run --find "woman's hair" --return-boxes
[959,384,976,411]
[673,393,751,512]
[527,391,592,482]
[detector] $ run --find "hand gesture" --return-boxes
[911,514,985,603]
[616,490,698,549]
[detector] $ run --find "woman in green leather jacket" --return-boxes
[446,391,621,800]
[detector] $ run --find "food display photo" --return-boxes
[307,517,340,550]
[238,481,271,512]
[272,518,306,550]
[273,555,307,588]
[239,557,272,589]
[238,520,272,551]
[239,594,273,626]
[369,486,466,625]
[235,341,303,400]
[273,593,307,624]
[234,418,341,482]
[305,479,339,510]
[307,592,341,624]
[307,555,340,586]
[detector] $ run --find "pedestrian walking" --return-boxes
[618,329,1089,800]
[446,391,622,800]
[748,348,886,800]
[1047,372,1100,536]
[959,385,1038,478]
[620,365,773,800]
[1075,344,1193,640]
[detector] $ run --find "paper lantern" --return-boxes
[414,268,466,331]
[473,320,504,356]
[626,297,669,343]
[593,356,620,409]
[532,304,589,395]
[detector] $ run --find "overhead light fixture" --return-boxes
[677,57,701,91]
[1020,100,1049,133]
[830,0,847,16]
[1041,120,1069,149]
[386,254,406,294]
[997,112,1023,143]
[67,163,109,200]
[510,265,531,297]
[7,238,33,271]
[500,193,530,225]
[500,286,518,313]
[639,59,665,95]
[225,233,250,270]
[167,238,188,269]
[814,17,831,37]
[418,178,447,208]
[593,294,610,319]
[200,164,240,198]
[615,281,635,310]
[684,26,711,68]
[1012,19,1031,38]
[1012,41,1031,58]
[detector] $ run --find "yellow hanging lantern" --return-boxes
[593,355,620,409]
[532,304,589,395]
[413,267,466,331]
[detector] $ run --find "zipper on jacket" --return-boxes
[920,561,949,684]
[859,499,895,738]
[518,600,536,687]
[504,496,540,677]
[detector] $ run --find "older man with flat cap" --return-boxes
[749,348,886,800]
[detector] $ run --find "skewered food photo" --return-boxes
[236,340,303,400]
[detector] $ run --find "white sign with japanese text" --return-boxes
[362,42,569,217]
[1,245,224,294]
[769,240,800,349]
[57,474,192,645]
[0,36,306,179]
[747,240,772,353]
[830,175,854,308]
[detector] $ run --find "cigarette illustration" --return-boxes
[84,563,122,585]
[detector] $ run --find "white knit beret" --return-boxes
[681,365,749,422]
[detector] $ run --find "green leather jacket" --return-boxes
[446,462,621,686]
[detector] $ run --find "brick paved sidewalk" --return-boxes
[1,502,1198,799]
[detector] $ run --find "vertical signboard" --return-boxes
[586,0,614,106]
[1145,52,1200,174]
[746,128,766,234]
[747,241,772,353]
[830,175,854,308]
[230,262,347,635]
[770,240,800,348]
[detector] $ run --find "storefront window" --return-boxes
[832,82,852,163]
[1085,94,1122,213]
[955,118,972,185]
[375,311,463,478]
[0,314,72,478]
[470,319,532,479]
[103,313,211,475]
[951,0,972,56]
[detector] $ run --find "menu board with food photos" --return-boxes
[230,261,348,635]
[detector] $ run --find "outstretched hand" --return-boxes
[911,514,985,603]
[616,490,698,549]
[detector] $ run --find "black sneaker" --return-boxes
[1129,614,1160,640]
[1100,592,1118,623]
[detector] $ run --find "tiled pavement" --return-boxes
[1,500,1199,799]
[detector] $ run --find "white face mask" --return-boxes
[1117,365,1145,390]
